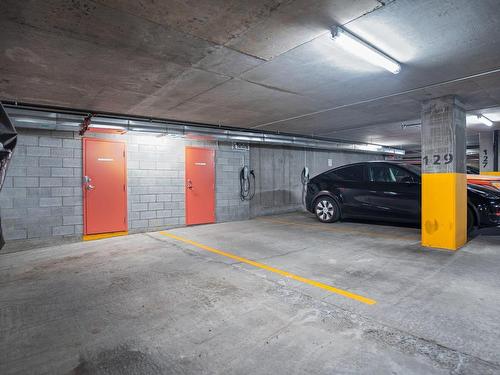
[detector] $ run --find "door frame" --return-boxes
[185,146,215,226]
[82,137,128,235]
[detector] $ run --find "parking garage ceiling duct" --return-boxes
[2,104,404,156]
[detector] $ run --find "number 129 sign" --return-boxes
[423,153,454,166]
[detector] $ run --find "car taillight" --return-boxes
[492,182,500,190]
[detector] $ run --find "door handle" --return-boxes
[83,176,94,191]
[187,179,193,190]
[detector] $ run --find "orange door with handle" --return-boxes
[83,138,127,235]
[185,147,215,225]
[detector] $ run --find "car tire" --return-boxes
[314,197,341,223]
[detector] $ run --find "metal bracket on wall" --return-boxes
[79,114,94,136]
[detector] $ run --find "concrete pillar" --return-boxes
[421,96,467,250]
[479,131,500,175]
[497,130,500,172]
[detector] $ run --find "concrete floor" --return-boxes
[1,212,500,374]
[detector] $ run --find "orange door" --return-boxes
[83,138,127,234]
[185,147,215,225]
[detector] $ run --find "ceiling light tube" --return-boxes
[401,121,421,129]
[357,143,382,152]
[90,124,126,130]
[477,115,493,127]
[331,26,401,74]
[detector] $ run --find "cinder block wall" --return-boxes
[0,129,83,240]
[0,128,250,243]
[125,133,186,232]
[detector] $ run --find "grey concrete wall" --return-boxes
[249,145,303,218]
[215,143,250,222]
[249,145,384,217]
[0,128,249,243]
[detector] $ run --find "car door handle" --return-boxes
[187,179,193,189]
[383,191,397,195]
[369,190,396,195]
[85,184,95,191]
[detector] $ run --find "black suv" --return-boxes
[305,161,500,233]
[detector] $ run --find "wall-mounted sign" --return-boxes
[232,142,249,151]
[479,132,494,173]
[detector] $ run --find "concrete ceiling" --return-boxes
[1,0,500,149]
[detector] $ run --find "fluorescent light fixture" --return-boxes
[466,115,477,125]
[166,133,184,138]
[401,121,421,129]
[477,115,493,127]
[392,148,406,156]
[356,143,383,152]
[129,126,165,135]
[90,124,126,130]
[331,26,401,74]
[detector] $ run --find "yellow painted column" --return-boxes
[421,96,467,251]
[421,173,467,250]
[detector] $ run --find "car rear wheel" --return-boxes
[314,197,340,223]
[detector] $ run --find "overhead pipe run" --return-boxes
[3,104,405,156]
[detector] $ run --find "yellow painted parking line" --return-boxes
[258,217,418,241]
[159,231,376,305]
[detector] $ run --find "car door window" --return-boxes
[389,166,416,183]
[369,165,416,183]
[369,165,393,182]
[329,165,365,181]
